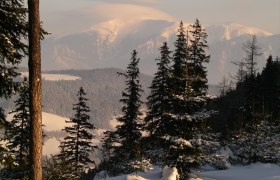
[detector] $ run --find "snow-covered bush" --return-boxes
[129,158,153,175]
[229,120,280,164]
[191,133,229,170]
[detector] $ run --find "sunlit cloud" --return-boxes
[85,3,174,22]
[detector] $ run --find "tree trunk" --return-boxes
[28,0,42,179]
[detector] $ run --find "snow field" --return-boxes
[100,166,179,180]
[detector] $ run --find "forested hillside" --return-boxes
[42,68,152,129]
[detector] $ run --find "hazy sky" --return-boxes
[40,0,280,36]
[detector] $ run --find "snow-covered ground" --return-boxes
[7,111,70,132]
[20,72,81,81]
[95,163,280,180]
[41,112,71,131]
[43,137,61,156]
[199,163,280,180]
[95,166,178,180]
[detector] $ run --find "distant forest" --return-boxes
[0,68,219,129]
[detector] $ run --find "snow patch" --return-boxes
[161,166,179,180]
[6,112,70,132]
[21,72,81,81]
[43,137,60,156]
[42,112,71,132]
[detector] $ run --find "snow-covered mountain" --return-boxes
[206,23,273,43]
[41,20,280,84]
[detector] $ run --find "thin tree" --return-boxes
[28,0,42,178]
[218,76,230,97]
[59,87,96,178]
[231,59,246,82]
[243,35,262,77]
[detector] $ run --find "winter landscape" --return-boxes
[0,0,280,179]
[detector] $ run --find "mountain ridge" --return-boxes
[40,20,280,84]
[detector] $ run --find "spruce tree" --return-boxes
[166,21,214,179]
[168,21,193,138]
[145,42,172,139]
[188,18,212,134]
[171,21,191,115]
[113,50,143,173]
[188,18,210,97]
[3,78,30,179]
[59,87,96,178]
[143,42,172,162]
[163,22,196,179]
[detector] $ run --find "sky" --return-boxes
[39,0,280,36]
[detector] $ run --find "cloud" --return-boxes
[85,3,174,22]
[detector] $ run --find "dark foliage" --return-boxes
[58,87,96,178]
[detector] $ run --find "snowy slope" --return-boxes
[41,112,71,131]
[199,163,280,180]
[7,111,70,132]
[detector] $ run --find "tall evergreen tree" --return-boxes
[145,42,172,139]
[113,50,143,172]
[0,0,28,99]
[3,78,30,179]
[162,22,196,179]
[143,42,172,163]
[0,1,28,152]
[166,21,214,179]
[59,87,96,178]
[171,21,191,116]
[188,18,210,97]
[187,18,212,133]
